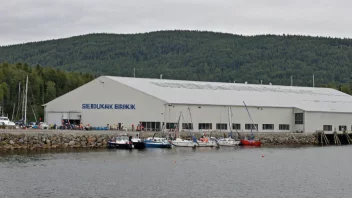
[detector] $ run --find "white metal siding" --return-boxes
[305,112,352,133]
[163,105,294,133]
[45,77,165,128]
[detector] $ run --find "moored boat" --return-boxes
[241,101,262,146]
[217,107,241,147]
[171,138,197,147]
[108,135,145,149]
[240,139,261,146]
[144,137,172,148]
[218,137,241,146]
[197,136,219,147]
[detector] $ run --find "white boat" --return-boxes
[0,116,16,127]
[171,138,198,147]
[196,136,219,147]
[170,108,219,147]
[217,107,240,146]
[217,137,240,147]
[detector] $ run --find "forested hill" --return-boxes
[1,30,352,88]
[0,62,94,121]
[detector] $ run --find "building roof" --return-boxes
[105,76,352,113]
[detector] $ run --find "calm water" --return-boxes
[0,146,352,198]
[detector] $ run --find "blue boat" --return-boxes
[144,137,172,148]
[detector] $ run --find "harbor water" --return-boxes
[1,146,352,198]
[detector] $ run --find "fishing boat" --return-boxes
[217,107,240,147]
[144,136,172,148]
[240,101,261,146]
[108,134,145,149]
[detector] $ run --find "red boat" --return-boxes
[240,139,261,146]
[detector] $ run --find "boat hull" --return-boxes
[144,142,172,148]
[240,140,261,146]
[218,140,241,147]
[171,141,197,147]
[197,141,218,147]
[107,142,146,149]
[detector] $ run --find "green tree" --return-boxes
[45,81,56,103]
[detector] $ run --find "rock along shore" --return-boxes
[0,129,319,151]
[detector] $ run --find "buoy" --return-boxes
[262,155,264,158]
[174,160,176,163]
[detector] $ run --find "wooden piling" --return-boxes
[343,130,352,144]
[333,130,341,145]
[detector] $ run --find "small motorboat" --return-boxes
[144,137,172,148]
[108,135,145,149]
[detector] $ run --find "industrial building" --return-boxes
[43,76,352,133]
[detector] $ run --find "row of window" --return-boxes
[323,125,350,131]
[175,122,290,130]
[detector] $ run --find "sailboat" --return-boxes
[144,105,172,148]
[217,107,241,146]
[170,111,198,147]
[144,133,172,148]
[170,107,218,147]
[240,101,261,146]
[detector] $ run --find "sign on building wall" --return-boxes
[82,104,136,110]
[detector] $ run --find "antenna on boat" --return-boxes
[133,68,135,78]
[160,74,163,79]
[291,76,293,86]
[313,74,315,87]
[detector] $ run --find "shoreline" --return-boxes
[0,129,319,151]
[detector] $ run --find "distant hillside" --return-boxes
[1,30,352,87]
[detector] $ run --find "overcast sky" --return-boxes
[0,0,350,45]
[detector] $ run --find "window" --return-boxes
[245,124,258,130]
[295,113,304,124]
[232,123,241,130]
[323,125,332,131]
[262,124,274,130]
[339,125,347,131]
[216,123,227,130]
[140,121,161,131]
[279,124,290,130]
[166,123,177,129]
[199,123,212,130]
[182,123,193,130]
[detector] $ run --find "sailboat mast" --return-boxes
[24,75,28,126]
[243,101,258,135]
[12,103,15,121]
[228,107,233,137]
[21,84,25,119]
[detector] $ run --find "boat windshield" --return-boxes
[0,117,9,121]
